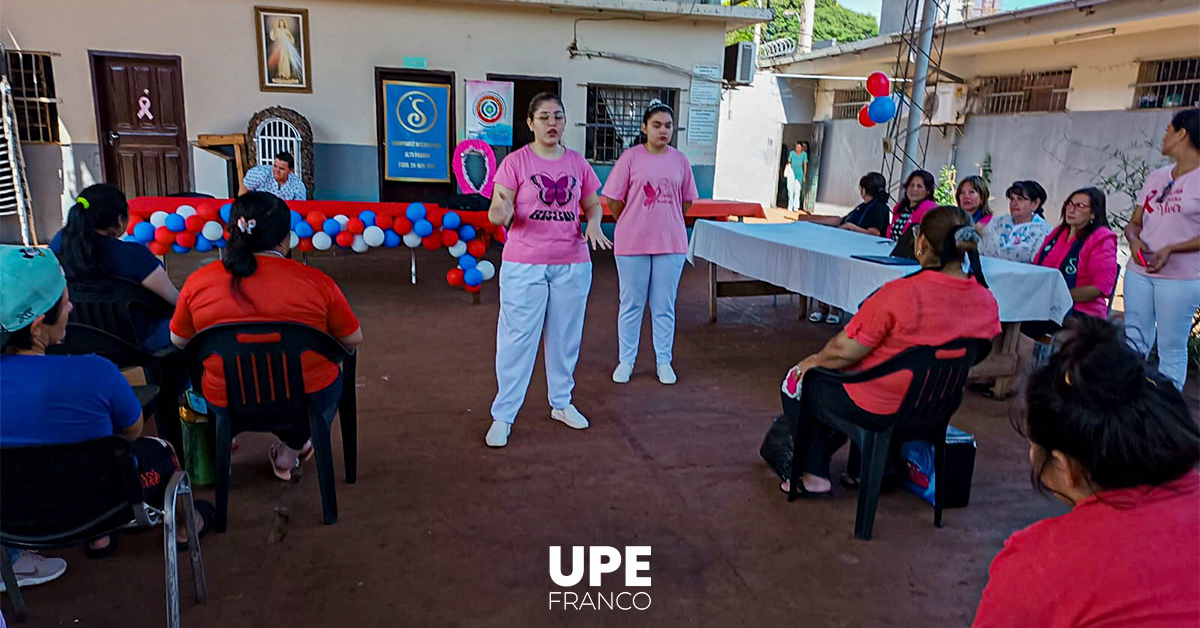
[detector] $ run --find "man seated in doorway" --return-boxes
[240,151,306,201]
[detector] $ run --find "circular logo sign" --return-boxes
[397,91,438,134]
[474,92,505,126]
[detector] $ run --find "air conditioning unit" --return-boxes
[724,41,756,84]
[922,83,968,125]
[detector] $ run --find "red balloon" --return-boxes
[297,237,314,252]
[467,239,486,258]
[224,229,232,241]
[197,203,221,221]
[154,226,176,245]
[306,212,327,230]
[393,217,413,235]
[175,231,197,248]
[446,268,465,286]
[866,72,891,98]
[184,215,205,233]
[465,284,481,293]
[127,215,144,235]
[148,241,170,256]
[427,212,442,229]
[375,213,394,230]
[858,106,876,128]
[422,234,442,250]
[442,230,459,246]
[335,231,355,248]
[347,218,366,235]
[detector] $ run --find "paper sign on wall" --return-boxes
[691,64,721,106]
[465,80,514,146]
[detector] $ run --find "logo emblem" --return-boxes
[397,91,438,134]
[474,92,505,126]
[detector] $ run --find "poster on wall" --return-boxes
[255,6,313,93]
[383,80,451,182]
[465,80,514,146]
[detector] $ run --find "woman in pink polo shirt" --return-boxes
[1033,187,1118,323]
[1124,108,1200,391]
[484,93,612,448]
[602,100,698,386]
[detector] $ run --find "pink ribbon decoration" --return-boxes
[137,96,154,120]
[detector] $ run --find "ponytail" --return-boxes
[223,192,292,304]
[59,184,128,280]
[919,205,989,287]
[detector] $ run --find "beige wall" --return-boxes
[4,0,727,165]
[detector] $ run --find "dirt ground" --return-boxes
[8,245,1170,628]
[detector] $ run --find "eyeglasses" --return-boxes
[535,113,565,122]
[1065,201,1092,211]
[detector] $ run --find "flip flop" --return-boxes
[176,500,216,551]
[780,480,833,498]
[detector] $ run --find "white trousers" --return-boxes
[615,254,686,366]
[786,176,802,212]
[1122,269,1200,391]
[491,261,592,424]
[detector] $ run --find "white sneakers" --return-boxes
[485,420,512,448]
[0,550,67,592]
[656,364,677,385]
[612,362,634,383]
[550,405,590,429]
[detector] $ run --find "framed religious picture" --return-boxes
[255,6,312,93]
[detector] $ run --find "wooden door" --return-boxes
[375,67,455,204]
[91,52,190,197]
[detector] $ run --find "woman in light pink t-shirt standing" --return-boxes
[483,93,613,448]
[1125,108,1200,391]
[602,100,698,386]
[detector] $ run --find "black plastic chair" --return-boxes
[790,338,992,540]
[66,277,174,350]
[0,437,207,627]
[183,322,358,531]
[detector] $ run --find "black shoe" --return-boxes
[176,500,216,551]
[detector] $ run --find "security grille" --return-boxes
[584,85,679,164]
[4,50,60,143]
[254,118,304,176]
[832,87,871,120]
[976,70,1071,114]
[1133,57,1200,110]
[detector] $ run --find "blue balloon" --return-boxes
[214,238,227,248]
[458,254,477,271]
[458,225,477,241]
[120,234,138,243]
[463,268,483,287]
[294,222,314,238]
[442,211,461,230]
[868,96,897,124]
[414,219,434,237]
[133,221,156,243]
[220,203,233,224]
[172,243,189,254]
[165,213,186,233]
[194,236,214,252]
[405,203,427,221]
[290,210,303,229]
[359,210,377,227]
[322,218,342,235]
[383,229,402,248]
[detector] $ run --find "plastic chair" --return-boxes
[0,437,207,627]
[183,322,357,531]
[790,338,992,540]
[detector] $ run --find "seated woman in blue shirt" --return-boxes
[0,246,212,559]
[50,184,179,351]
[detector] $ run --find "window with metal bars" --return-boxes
[975,70,1071,115]
[1133,57,1200,110]
[832,87,871,120]
[4,51,60,143]
[584,85,679,164]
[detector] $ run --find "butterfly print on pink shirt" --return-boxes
[530,173,578,207]
[641,180,677,208]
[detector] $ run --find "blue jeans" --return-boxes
[210,379,343,449]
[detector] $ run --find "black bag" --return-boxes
[759,415,794,481]
[889,224,917,259]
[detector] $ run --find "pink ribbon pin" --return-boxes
[137,96,154,120]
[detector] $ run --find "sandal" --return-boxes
[269,440,314,481]
[824,313,842,325]
[176,500,216,551]
[808,311,824,323]
[85,533,120,559]
[779,479,833,498]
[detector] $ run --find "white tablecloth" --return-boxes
[688,221,1073,324]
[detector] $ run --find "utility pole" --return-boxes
[798,0,815,53]
[903,0,939,178]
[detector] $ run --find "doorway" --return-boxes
[485,74,561,161]
[375,67,456,204]
[776,123,823,211]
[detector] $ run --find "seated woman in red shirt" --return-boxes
[171,193,363,481]
[773,206,1001,495]
[1032,187,1118,321]
[972,317,1199,628]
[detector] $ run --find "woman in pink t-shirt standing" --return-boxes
[1125,108,1200,391]
[602,100,698,385]
[484,93,612,448]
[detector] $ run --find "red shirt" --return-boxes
[843,271,1001,414]
[973,472,1200,628]
[171,255,360,407]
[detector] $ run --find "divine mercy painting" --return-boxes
[255,7,312,93]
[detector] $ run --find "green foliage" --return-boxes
[934,165,957,206]
[725,0,878,48]
[1083,138,1165,234]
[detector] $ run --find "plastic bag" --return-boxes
[759,415,793,481]
[899,440,936,505]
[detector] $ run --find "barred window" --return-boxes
[584,85,678,164]
[976,70,1071,115]
[1133,57,1200,110]
[832,87,871,120]
[4,51,60,143]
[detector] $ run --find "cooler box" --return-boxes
[899,426,977,508]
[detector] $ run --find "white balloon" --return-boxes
[175,204,197,218]
[312,231,333,251]
[351,234,369,253]
[150,211,169,228]
[334,214,350,228]
[201,221,224,241]
[477,260,496,281]
[362,225,386,247]
[448,240,468,258]
[290,232,300,248]
[403,231,422,248]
